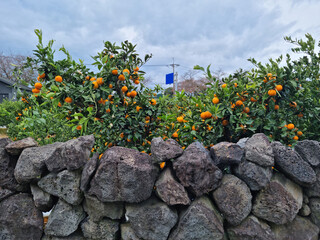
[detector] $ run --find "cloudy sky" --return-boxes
[1,0,320,88]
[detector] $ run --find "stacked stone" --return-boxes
[0,133,320,239]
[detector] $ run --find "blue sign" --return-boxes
[166,73,174,84]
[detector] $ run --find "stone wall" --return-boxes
[0,133,320,239]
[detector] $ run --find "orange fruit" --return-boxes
[221,83,227,88]
[32,88,40,94]
[85,76,90,80]
[134,80,140,84]
[177,117,184,122]
[120,132,124,138]
[136,106,142,112]
[212,97,219,104]
[134,66,139,72]
[112,69,118,75]
[109,84,113,88]
[250,97,257,102]
[118,74,126,81]
[121,86,128,92]
[160,162,166,169]
[150,99,156,105]
[236,100,243,106]
[243,107,250,113]
[234,83,238,87]
[34,82,42,90]
[297,131,303,136]
[55,76,63,83]
[172,132,178,138]
[106,108,111,113]
[222,119,228,126]
[293,136,299,140]
[96,77,104,85]
[268,89,277,96]
[275,85,283,91]
[92,81,99,89]
[130,91,137,98]
[64,97,72,103]
[39,73,45,79]
[297,113,303,118]
[123,69,130,74]
[287,123,294,130]
[76,125,82,130]
[58,102,62,107]
[289,102,297,108]
[90,77,96,81]
[274,105,279,110]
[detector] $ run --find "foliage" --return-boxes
[0,99,24,127]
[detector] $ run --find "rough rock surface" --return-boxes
[168,196,225,240]
[210,142,243,167]
[5,137,38,155]
[271,215,319,240]
[14,142,62,184]
[45,135,94,172]
[295,140,320,167]
[173,142,222,197]
[0,138,27,191]
[0,186,14,202]
[0,193,43,240]
[272,141,316,186]
[41,230,85,240]
[233,159,273,191]
[212,174,252,226]
[151,137,183,163]
[299,203,311,216]
[306,167,320,197]
[125,197,178,240]
[81,217,119,240]
[252,172,303,224]
[83,193,124,221]
[227,215,276,240]
[155,168,190,205]
[45,199,86,237]
[88,146,158,203]
[120,223,140,240]
[80,152,99,192]
[237,137,248,149]
[38,170,83,205]
[245,133,274,167]
[309,198,320,228]
[31,184,54,212]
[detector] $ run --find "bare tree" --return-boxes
[0,52,35,83]
[177,70,209,94]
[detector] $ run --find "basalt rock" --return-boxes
[5,137,38,155]
[81,217,119,240]
[295,140,320,167]
[80,152,99,192]
[210,142,243,168]
[151,137,184,163]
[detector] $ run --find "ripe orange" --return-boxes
[287,123,294,130]
[212,97,219,104]
[236,100,243,106]
[65,97,72,103]
[76,125,82,131]
[34,82,42,90]
[234,83,238,87]
[222,119,228,126]
[112,69,118,75]
[121,86,128,92]
[58,102,62,107]
[297,131,303,136]
[293,136,299,140]
[134,80,140,84]
[268,89,277,96]
[32,88,40,94]
[172,132,178,138]
[55,76,63,83]
[118,74,125,81]
[130,91,137,98]
[134,66,139,72]
[109,84,113,88]
[177,117,184,122]
[85,76,90,80]
[276,85,283,91]
[96,77,104,85]
[250,97,257,102]
[90,77,96,81]
[243,107,250,113]
[297,113,303,118]
[106,108,111,113]
[150,99,156,105]
[160,162,166,169]
[274,105,279,110]
[289,102,297,108]
[39,73,45,79]
[221,83,227,88]
[123,69,130,74]
[136,106,142,112]
[92,81,99,89]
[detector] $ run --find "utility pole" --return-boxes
[168,58,179,95]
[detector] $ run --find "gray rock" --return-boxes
[0,187,14,202]
[45,199,86,237]
[306,167,320,197]
[210,142,244,167]
[88,146,158,203]
[41,230,85,240]
[38,170,83,205]
[272,141,316,186]
[233,159,273,191]
[155,168,190,205]
[83,193,124,221]
[45,135,95,172]
[309,198,320,228]
[173,142,222,197]
[252,172,303,224]
[227,215,276,240]
[81,217,119,240]
[168,196,225,240]
[304,194,310,204]
[126,197,178,240]
[295,140,320,167]
[80,152,99,192]
[271,215,319,240]
[14,142,62,184]
[0,138,27,191]
[0,193,43,240]
[151,137,183,163]
[212,174,252,226]
[31,184,54,212]
[245,133,274,167]
[5,137,38,155]
[120,223,140,240]
[299,203,311,216]
[237,137,248,149]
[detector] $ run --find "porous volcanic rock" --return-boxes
[0,186,14,202]
[155,168,190,205]
[212,174,252,226]
[0,193,43,239]
[88,146,158,203]
[210,142,243,167]
[31,184,54,212]
[120,223,140,240]
[44,199,86,237]
[306,167,320,197]
[5,137,38,155]
[252,172,303,224]
[125,197,178,240]
[151,137,183,163]
[80,152,99,192]
[41,230,85,240]
[81,217,119,240]
[168,196,225,240]
[245,133,274,167]
[272,141,316,186]
[172,141,222,197]
[309,197,320,228]
[295,140,320,167]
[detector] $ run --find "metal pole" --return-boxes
[172,58,175,95]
